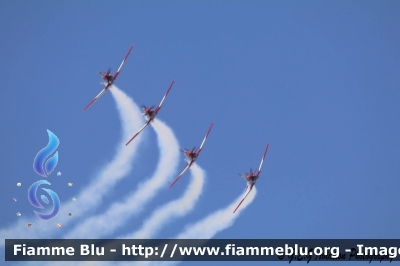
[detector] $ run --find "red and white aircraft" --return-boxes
[125,80,175,146]
[83,44,134,111]
[233,143,269,213]
[169,122,214,188]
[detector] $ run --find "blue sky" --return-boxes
[1,1,400,265]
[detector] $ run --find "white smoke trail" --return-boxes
[72,164,202,266]
[177,187,257,239]
[64,119,179,239]
[119,189,258,266]
[0,85,142,244]
[123,163,205,239]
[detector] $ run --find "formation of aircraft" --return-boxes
[169,122,214,188]
[125,80,175,146]
[83,45,270,215]
[233,143,269,213]
[83,44,134,111]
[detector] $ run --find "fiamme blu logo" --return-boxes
[29,130,61,220]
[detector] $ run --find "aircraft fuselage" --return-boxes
[144,110,156,121]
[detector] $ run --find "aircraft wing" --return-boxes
[154,80,175,115]
[125,120,151,146]
[169,161,193,188]
[83,83,111,111]
[233,184,254,213]
[256,143,269,177]
[113,44,134,80]
[196,122,214,156]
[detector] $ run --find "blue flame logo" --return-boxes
[33,130,59,177]
[29,130,61,220]
[28,180,60,220]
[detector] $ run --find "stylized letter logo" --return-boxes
[33,130,59,177]
[28,180,60,220]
